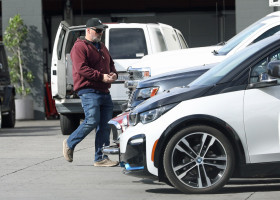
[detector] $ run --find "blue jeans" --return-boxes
[67,92,113,161]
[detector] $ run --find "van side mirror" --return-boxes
[267,60,280,78]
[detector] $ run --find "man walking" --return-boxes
[63,18,119,167]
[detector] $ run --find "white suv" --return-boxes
[119,34,280,193]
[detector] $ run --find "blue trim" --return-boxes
[125,163,144,171]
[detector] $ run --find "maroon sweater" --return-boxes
[70,37,117,93]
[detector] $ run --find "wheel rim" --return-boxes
[171,132,227,189]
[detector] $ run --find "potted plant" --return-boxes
[3,14,34,120]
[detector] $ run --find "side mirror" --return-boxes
[267,60,280,78]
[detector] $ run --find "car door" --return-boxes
[244,48,280,163]
[51,21,69,98]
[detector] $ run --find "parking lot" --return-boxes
[0,120,280,200]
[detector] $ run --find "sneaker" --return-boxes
[63,139,73,162]
[93,158,119,167]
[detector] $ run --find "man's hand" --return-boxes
[109,72,117,81]
[102,73,117,83]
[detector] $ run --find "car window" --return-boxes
[176,31,188,49]
[149,27,167,53]
[250,49,280,83]
[65,30,85,54]
[57,29,66,60]
[109,28,148,59]
[252,25,280,44]
[161,27,181,50]
[0,46,8,74]
[217,23,265,55]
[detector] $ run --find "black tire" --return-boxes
[2,95,15,128]
[163,125,235,194]
[60,114,80,135]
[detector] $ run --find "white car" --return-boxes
[119,34,280,193]
[126,11,280,90]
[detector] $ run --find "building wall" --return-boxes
[2,0,45,120]
[235,0,275,33]
[2,1,236,120]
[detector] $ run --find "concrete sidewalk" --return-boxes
[0,120,280,200]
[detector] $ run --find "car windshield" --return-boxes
[217,23,265,55]
[216,14,279,55]
[189,43,261,87]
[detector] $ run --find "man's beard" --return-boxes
[92,36,101,42]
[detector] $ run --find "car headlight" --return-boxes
[129,103,178,126]
[136,87,159,100]
[127,66,151,80]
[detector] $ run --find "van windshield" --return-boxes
[109,28,148,59]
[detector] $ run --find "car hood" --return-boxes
[131,85,212,114]
[137,63,216,89]
[131,45,223,76]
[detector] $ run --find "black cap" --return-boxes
[86,18,108,29]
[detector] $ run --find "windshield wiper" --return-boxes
[212,50,219,55]
[216,41,226,46]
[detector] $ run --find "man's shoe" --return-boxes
[94,158,119,167]
[63,139,73,162]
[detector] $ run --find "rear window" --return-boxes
[65,30,85,54]
[57,29,66,60]
[161,27,181,50]
[109,28,148,59]
[149,27,167,53]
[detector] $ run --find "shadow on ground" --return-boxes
[0,126,60,137]
[145,178,280,194]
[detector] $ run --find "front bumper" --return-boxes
[55,99,127,114]
[120,134,156,179]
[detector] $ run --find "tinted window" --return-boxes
[0,46,7,71]
[65,30,85,54]
[0,45,9,81]
[109,28,148,59]
[252,25,280,44]
[176,31,188,48]
[161,27,181,50]
[57,29,66,60]
[250,48,280,83]
[217,23,264,55]
[149,27,167,53]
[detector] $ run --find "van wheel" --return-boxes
[163,125,234,194]
[60,114,80,135]
[2,96,16,128]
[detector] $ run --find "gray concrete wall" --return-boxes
[235,0,274,33]
[2,0,45,120]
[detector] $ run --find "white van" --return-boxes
[51,21,187,135]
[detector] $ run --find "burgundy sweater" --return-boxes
[70,37,117,93]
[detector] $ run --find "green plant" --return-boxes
[3,14,34,96]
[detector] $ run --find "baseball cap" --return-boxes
[86,18,108,29]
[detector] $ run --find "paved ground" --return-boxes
[0,120,280,200]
